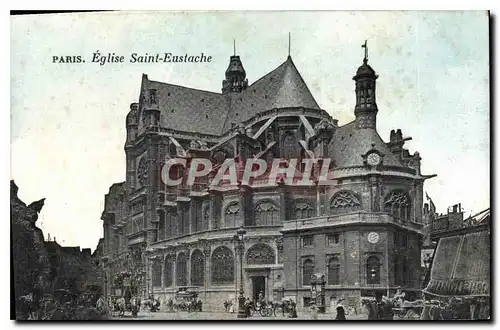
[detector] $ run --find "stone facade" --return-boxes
[97,47,436,311]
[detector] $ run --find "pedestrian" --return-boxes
[310,302,318,320]
[335,305,346,320]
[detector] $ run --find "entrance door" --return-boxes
[252,276,265,301]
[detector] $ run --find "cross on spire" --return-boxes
[233,39,236,56]
[288,32,291,57]
[362,39,368,63]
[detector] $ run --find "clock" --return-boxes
[366,152,381,166]
[367,232,380,244]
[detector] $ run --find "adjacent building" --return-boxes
[97,45,437,310]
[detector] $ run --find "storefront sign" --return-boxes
[425,279,489,296]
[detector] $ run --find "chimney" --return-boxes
[453,204,458,213]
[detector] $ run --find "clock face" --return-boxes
[367,152,381,166]
[367,232,380,244]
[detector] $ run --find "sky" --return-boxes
[10,11,489,250]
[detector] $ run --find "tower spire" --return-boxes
[234,39,236,56]
[353,40,378,129]
[362,39,368,63]
[288,32,291,57]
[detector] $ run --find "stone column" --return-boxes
[203,244,211,310]
[172,253,177,291]
[160,255,165,290]
[275,236,284,264]
[186,249,191,286]
[278,181,286,224]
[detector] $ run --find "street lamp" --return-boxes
[233,226,247,319]
[101,256,108,301]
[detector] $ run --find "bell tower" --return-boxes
[353,40,379,129]
[222,41,248,94]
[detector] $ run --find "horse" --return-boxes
[223,300,231,312]
[115,297,127,317]
[273,300,291,317]
[361,298,394,320]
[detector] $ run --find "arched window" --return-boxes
[366,256,380,285]
[330,191,362,214]
[282,132,296,160]
[152,259,162,288]
[293,199,315,220]
[211,246,234,285]
[302,258,314,286]
[254,200,279,226]
[164,255,174,288]
[384,190,411,223]
[191,250,205,287]
[176,252,188,287]
[246,244,275,265]
[327,256,340,285]
[224,202,239,228]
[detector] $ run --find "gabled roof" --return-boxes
[140,56,321,136]
[329,121,402,168]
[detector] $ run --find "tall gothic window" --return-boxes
[164,255,173,288]
[179,203,190,235]
[302,258,314,286]
[282,131,296,160]
[152,259,162,287]
[224,202,239,228]
[394,256,403,286]
[327,256,341,285]
[254,200,279,226]
[165,209,176,238]
[211,246,234,285]
[366,256,381,285]
[384,190,411,223]
[293,199,315,220]
[330,191,362,214]
[158,213,165,241]
[191,249,205,287]
[193,199,202,233]
[176,252,188,287]
[246,244,275,265]
[202,204,210,231]
[403,257,410,285]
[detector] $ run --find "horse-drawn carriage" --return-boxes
[172,288,202,312]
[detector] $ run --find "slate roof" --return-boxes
[329,121,402,168]
[140,56,320,136]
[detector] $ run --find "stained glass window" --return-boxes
[302,258,314,286]
[191,250,205,287]
[224,202,239,228]
[176,252,188,286]
[254,200,279,226]
[384,190,411,223]
[152,259,162,288]
[327,256,340,285]
[246,244,275,265]
[164,255,173,287]
[282,132,296,160]
[294,200,314,220]
[211,246,234,285]
[330,191,362,214]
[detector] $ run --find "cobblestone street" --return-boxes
[111,310,368,320]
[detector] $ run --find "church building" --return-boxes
[97,42,436,311]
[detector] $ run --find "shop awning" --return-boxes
[423,229,490,297]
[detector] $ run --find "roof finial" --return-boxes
[361,39,368,63]
[233,39,236,56]
[288,32,291,57]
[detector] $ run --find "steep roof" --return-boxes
[148,81,228,136]
[141,56,321,136]
[329,121,402,168]
[221,56,320,131]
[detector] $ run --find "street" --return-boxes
[111,310,369,320]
